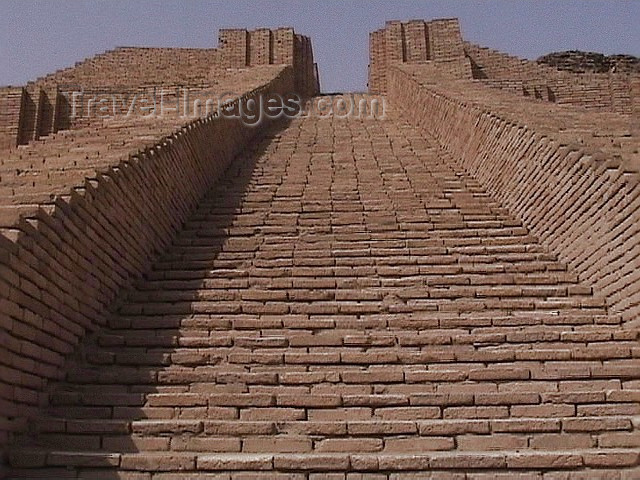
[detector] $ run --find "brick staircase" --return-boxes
[8,108,640,478]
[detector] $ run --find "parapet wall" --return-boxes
[0,47,224,149]
[370,17,639,115]
[216,28,319,97]
[464,42,638,114]
[0,88,23,150]
[388,63,640,322]
[0,67,295,451]
[369,18,469,93]
[0,27,319,151]
[35,47,221,89]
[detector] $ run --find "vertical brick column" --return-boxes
[369,21,406,95]
[17,86,38,145]
[249,28,272,66]
[219,29,249,67]
[36,87,58,138]
[427,18,465,61]
[273,28,295,65]
[53,89,70,132]
[405,20,429,62]
[293,34,304,95]
[301,35,313,96]
[384,21,405,64]
[0,87,24,150]
[368,29,386,93]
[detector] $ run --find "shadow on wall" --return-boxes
[10,120,291,471]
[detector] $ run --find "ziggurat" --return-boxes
[0,18,639,479]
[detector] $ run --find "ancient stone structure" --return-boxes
[0,28,319,151]
[1,19,639,478]
[369,18,639,115]
[538,51,640,75]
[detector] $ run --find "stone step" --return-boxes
[88,324,637,350]
[59,358,640,388]
[72,340,640,364]
[123,287,597,304]
[139,271,583,286]
[107,312,620,331]
[45,385,640,416]
[20,430,640,455]
[10,100,640,478]
[73,347,640,372]
[8,449,640,473]
[159,243,549,260]
[24,416,638,438]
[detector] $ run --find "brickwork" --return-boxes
[249,29,273,66]
[0,87,23,150]
[36,47,221,88]
[0,65,295,462]
[218,29,249,67]
[369,18,469,93]
[2,17,640,478]
[0,28,319,152]
[389,63,640,322]
[8,105,640,478]
[464,42,639,114]
[214,27,318,97]
[370,19,639,115]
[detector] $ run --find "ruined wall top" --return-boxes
[368,18,470,93]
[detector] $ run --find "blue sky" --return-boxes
[1,1,638,92]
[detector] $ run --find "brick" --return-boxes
[315,438,383,452]
[103,436,170,452]
[9,449,47,468]
[529,433,595,449]
[4,23,640,479]
[510,404,575,418]
[563,417,632,432]
[47,452,121,467]
[197,454,273,470]
[242,436,312,453]
[583,451,640,468]
[598,432,640,447]
[506,453,583,469]
[444,406,509,419]
[457,434,528,451]
[384,437,454,451]
[430,453,506,469]
[273,454,350,470]
[171,436,241,452]
[121,453,196,471]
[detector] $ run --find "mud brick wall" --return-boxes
[7,86,67,147]
[0,67,295,452]
[249,29,273,66]
[1,28,318,151]
[368,30,386,93]
[428,18,465,61]
[2,47,222,150]
[218,29,249,67]
[0,88,24,150]
[464,42,638,114]
[34,47,220,89]
[16,88,38,145]
[368,18,465,93]
[294,34,317,98]
[404,20,429,62]
[215,28,318,97]
[273,28,295,65]
[388,64,640,322]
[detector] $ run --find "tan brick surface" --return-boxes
[4,16,640,479]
